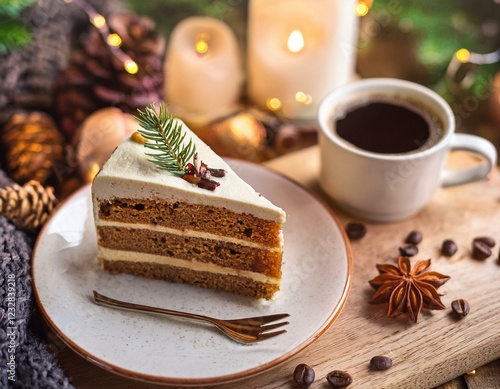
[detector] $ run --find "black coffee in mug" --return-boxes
[335,99,443,154]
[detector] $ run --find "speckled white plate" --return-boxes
[32,159,352,386]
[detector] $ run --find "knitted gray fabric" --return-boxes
[0,169,75,388]
[0,1,129,386]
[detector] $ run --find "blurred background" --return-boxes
[123,0,500,154]
[0,0,499,200]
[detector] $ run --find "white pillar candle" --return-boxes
[164,17,243,128]
[247,0,359,121]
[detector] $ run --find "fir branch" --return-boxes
[0,0,35,17]
[0,18,32,54]
[0,0,35,54]
[135,103,196,176]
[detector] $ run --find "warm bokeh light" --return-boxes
[295,91,312,105]
[287,29,304,53]
[107,33,122,47]
[91,14,106,29]
[355,2,370,17]
[355,0,373,16]
[66,0,141,78]
[266,97,282,111]
[456,48,471,63]
[86,162,101,183]
[124,59,139,74]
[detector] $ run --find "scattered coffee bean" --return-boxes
[326,370,352,388]
[399,244,418,257]
[472,240,492,260]
[370,355,393,370]
[473,236,496,248]
[451,299,470,317]
[293,363,315,388]
[441,239,458,256]
[405,230,422,245]
[345,222,366,240]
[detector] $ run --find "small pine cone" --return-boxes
[54,12,165,140]
[1,111,65,185]
[0,180,58,232]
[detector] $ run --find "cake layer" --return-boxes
[99,256,280,300]
[97,197,283,249]
[98,247,280,284]
[96,225,282,278]
[97,220,279,250]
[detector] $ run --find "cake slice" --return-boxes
[92,108,285,300]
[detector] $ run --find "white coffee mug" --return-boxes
[318,78,497,222]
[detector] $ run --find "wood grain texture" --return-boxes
[50,146,500,388]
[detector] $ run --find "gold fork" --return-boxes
[93,290,289,344]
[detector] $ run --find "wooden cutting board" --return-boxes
[218,146,500,389]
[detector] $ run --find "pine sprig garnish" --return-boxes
[135,103,196,177]
[134,103,226,191]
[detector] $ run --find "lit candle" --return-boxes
[164,17,243,128]
[247,0,359,121]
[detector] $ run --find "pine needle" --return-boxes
[135,103,196,176]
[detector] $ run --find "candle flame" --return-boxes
[195,34,209,55]
[287,29,304,53]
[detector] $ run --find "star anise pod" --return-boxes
[368,257,450,323]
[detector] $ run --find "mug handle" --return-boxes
[441,133,497,187]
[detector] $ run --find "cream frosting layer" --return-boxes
[92,119,286,223]
[96,220,283,251]
[99,247,281,285]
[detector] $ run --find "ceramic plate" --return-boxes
[32,159,352,385]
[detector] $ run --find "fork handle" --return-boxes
[93,290,215,325]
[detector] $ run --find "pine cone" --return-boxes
[54,12,165,141]
[1,111,65,185]
[0,180,58,232]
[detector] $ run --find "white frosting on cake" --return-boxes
[92,119,285,223]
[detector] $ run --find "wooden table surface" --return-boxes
[48,146,500,388]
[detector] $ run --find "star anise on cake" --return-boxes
[368,257,450,323]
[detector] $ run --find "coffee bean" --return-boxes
[345,222,366,239]
[451,299,470,317]
[293,363,315,388]
[399,244,418,257]
[472,240,492,260]
[473,236,496,248]
[441,239,457,256]
[405,230,422,245]
[326,370,352,388]
[370,355,393,370]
